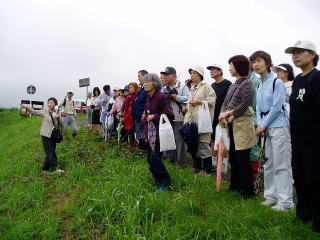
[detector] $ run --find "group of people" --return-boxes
[21,40,320,233]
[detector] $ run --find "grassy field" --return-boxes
[0,108,318,239]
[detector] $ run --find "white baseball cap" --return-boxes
[67,90,74,94]
[188,65,204,77]
[285,40,317,54]
[207,63,223,73]
[271,65,288,73]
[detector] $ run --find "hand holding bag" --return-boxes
[197,101,213,134]
[49,111,63,143]
[159,114,176,152]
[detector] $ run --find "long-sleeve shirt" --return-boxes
[249,72,260,126]
[256,73,288,129]
[143,91,174,142]
[96,92,114,112]
[133,86,148,121]
[30,109,62,138]
[221,77,254,118]
[109,96,125,120]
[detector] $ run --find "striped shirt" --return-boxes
[221,77,254,118]
[31,109,62,138]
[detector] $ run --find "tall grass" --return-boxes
[0,108,318,239]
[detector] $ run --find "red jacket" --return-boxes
[123,93,136,130]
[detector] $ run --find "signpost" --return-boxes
[79,78,90,113]
[27,85,36,95]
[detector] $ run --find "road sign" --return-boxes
[27,85,36,95]
[79,78,90,87]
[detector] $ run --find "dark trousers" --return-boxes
[41,136,58,171]
[147,142,171,187]
[292,145,320,230]
[228,125,254,197]
[192,154,212,173]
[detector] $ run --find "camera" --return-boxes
[163,86,178,97]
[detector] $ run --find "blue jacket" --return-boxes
[132,86,147,120]
[256,73,288,129]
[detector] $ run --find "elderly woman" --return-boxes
[21,97,63,172]
[142,73,174,191]
[184,66,216,176]
[219,55,257,198]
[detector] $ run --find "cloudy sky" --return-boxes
[0,0,319,107]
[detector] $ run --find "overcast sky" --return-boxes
[0,0,319,107]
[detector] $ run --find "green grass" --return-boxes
[0,108,318,239]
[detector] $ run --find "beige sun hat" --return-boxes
[188,65,204,76]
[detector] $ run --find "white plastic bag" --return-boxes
[197,101,213,134]
[159,114,176,152]
[214,124,230,151]
[106,114,114,130]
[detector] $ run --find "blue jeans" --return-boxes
[63,115,78,134]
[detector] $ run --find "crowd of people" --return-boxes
[21,40,320,233]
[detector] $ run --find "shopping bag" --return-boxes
[198,101,212,134]
[159,114,176,152]
[106,114,114,131]
[214,124,230,151]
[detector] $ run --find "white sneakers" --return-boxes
[261,200,277,206]
[271,204,294,211]
[261,200,294,211]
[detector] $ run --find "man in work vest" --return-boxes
[60,90,78,136]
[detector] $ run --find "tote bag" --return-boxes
[159,114,176,152]
[197,101,213,134]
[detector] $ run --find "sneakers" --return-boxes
[261,200,277,206]
[222,163,228,174]
[191,168,199,173]
[271,204,294,211]
[199,170,212,177]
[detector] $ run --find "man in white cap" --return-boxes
[207,64,232,173]
[60,90,78,136]
[285,40,320,233]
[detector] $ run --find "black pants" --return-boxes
[228,125,254,197]
[292,144,320,230]
[41,136,57,171]
[147,142,171,188]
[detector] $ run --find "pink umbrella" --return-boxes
[216,138,226,192]
[214,124,230,192]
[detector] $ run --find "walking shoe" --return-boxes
[191,168,199,173]
[261,200,277,206]
[199,170,212,177]
[271,204,294,211]
[222,163,228,174]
